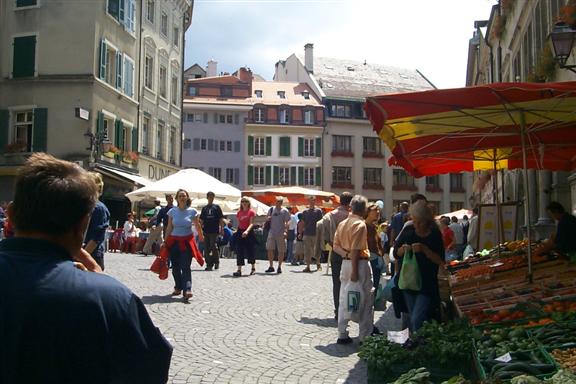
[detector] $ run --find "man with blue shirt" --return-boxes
[0,153,172,384]
[83,172,110,270]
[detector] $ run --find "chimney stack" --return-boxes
[304,43,314,74]
[237,67,253,83]
[206,59,218,77]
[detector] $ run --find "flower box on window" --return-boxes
[331,183,354,189]
[362,152,384,159]
[450,187,466,193]
[3,142,28,154]
[425,185,443,193]
[392,184,418,191]
[331,150,354,157]
[363,183,384,190]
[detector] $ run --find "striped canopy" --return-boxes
[365,81,576,177]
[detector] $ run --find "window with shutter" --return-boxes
[315,137,322,157]
[116,52,123,89]
[107,0,120,20]
[16,0,37,7]
[298,167,304,186]
[247,136,254,156]
[234,140,240,152]
[315,167,322,186]
[265,136,272,156]
[234,168,239,185]
[11,110,34,152]
[12,35,36,78]
[298,137,304,157]
[207,139,214,151]
[203,112,208,123]
[131,126,138,151]
[0,110,9,153]
[193,138,200,150]
[265,166,272,185]
[247,165,254,186]
[99,40,107,80]
[273,166,279,185]
[290,166,296,185]
[279,136,290,157]
[123,55,135,97]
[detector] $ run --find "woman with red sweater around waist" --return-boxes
[163,189,204,300]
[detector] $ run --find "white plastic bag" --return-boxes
[343,281,363,323]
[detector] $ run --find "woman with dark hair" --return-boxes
[394,200,445,332]
[233,198,256,277]
[163,189,204,300]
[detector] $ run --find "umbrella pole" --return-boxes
[520,113,534,283]
[493,150,502,260]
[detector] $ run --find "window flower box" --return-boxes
[392,184,418,191]
[362,152,384,159]
[3,142,28,154]
[331,183,354,189]
[331,151,354,157]
[426,185,443,193]
[363,183,384,190]
[450,187,466,193]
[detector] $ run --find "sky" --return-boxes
[184,0,497,89]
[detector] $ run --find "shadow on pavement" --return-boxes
[140,294,183,304]
[344,359,368,383]
[298,316,336,328]
[314,341,358,358]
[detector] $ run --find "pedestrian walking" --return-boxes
[142,199,163,255]
[265,196,291,274]
[0,153,172,383]
[439,217,457,262]
[233,197,256,276]
[286,207,298,263]
[390,201,409,242]
[292,212,305,265]
[83,172,110,270]
[158,194,174,238]
[449,216,464,259]
[365,203,384,291]
[199,191,225,271]
[301,196,323,272]
[163,189,204,300]
[466,207,479,255]
[332,195,374,344]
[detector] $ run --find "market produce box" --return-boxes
[476,347,556,381]
[547,346,576,374]
[529,322,576,349]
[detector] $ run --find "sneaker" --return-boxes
[277,267,282,274]
[317,265,322,271]
[205,266,213,271]
[290,262,299,266]
[232,271,241,277]
[299,261,305,266]
[372,326,381,336]
[302,267,311,273]
[214,264,219,270]
[265,267,275,273]
[336,336,353,345]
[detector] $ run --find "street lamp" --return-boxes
[85,129,111,167]
[550,22,576,73]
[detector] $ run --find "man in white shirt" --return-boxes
[286,209,298,264]
[449,216,465,259]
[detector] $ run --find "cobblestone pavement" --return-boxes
[106,252,402,384]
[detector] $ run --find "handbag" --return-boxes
[398,249,422,291]
[374,277,388,311]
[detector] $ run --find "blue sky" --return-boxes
[184,0,497,89]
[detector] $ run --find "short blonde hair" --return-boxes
[90,172,104,195]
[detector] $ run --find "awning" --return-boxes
[96,164,152,187]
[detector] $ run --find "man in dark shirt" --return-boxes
[157,194,174,237]
[83,172,110,270]
[199,191,224,271]
[536,201,576,256]
[301,196,324,272]
[0,153,172,384]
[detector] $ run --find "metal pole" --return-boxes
[520,113,534,283]
[493,149,501,259]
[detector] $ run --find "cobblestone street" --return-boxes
[105,252,402,384]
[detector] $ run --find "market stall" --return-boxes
[242,186,339,211]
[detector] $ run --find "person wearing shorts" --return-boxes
[265,196,291,274]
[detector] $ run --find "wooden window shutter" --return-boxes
[265,166,272,185]
[99,39,107,80]
[32,108,48,152]
[315,137,321,157]
[273,166,279,185]
[116,51,123,89]
[13,35,36,78]
[213,113,218,124]
[234,140,240,152]
[265,136,272,156]
[234,168,239,185]
[193,138,200,150]
[234,113,239,125]
[115,120,124,149]
[298,167,304,186]
[290,166,296,185]
[203,112,208,123]
[97,111,104,136]
[0,110,9,153]
[315,167,322,186]
[247,165,254,186]
[207,138,214,151]
[298,137,304,156]
[131,126,138,151]
[214,140,219,152]
[247,135,254,156]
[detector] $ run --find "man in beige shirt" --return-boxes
[333,195,374,344]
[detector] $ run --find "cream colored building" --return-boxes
[0,0,191,223]
[466,0,575,235]
[275,44,474,218]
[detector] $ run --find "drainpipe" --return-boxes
[179,3,188,169]
[136,0,143,158]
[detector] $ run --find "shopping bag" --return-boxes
[342,281,363,323]
[382,275,396,303]
[374,277,388,311]
[150,256,169,280]
[398,249,422,291]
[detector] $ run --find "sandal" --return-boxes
[171,289,182,296]
[250,267,256,275]
[233,271,242,277]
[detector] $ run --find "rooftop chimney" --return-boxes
[237,67,253,83]
[206,59,217,77]
[304,43,314,73]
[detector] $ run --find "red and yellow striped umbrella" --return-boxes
[365,81,576,177]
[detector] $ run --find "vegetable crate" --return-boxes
[476,347,557,382]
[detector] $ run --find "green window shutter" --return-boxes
[298,167,304,186]
[0,110,9,153]
[298,137,304,156]
[16,0,37,7]
[108,0,119,19]
[247,135,254,156]
[315,167,322,186]
[131,127,138,151]
[116,51,123,89]
[32,108,48,152]
[115,120,124,149]
[265,166,272,185]
[265,136,272,156]
[13,35,36,78]
[273,166,279,185]
[279,136,290,156]
[99,40,107,80]
[278,137,284,156]
[285,137,291,156]
[316,137,322,157]
[97,111,104,136]
[247,165,254,186]
[290,166,296,185]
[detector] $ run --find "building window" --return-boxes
[279,108,290,124]
[254,108,265,123]
[200,138,207,151]
[450,202,464,211]
[168,128,175,163]
[226,114,233,124]
[332,135,352,153]
[363,168,382,186]
[226,168,235,183]
[123,54,135,97]
[254,166,265,185]
[146,0,155,23]
[142,115,150,153]
[16,0,37,7]
[12,35,36,78]
[393,169,415,190]
[156,121,164,159]
[279,167,290,185]
[426,175,441,192]
[107,0,136,33]
[302,91,310,99]
[13,111,34,152]
[277,91,286,99]
[173,26,179,48]
[144,54,154,90]
[332,167,352,185]
[255,90,262,98]
[183,138,191,149]
[159,65,167,99]
[221,86,232,97]
[99,41,134,97]
[303,138,315,157]
[187,85,197,96]
[429,201,441,216]
[186,113,194,122]
[211,167,221,180]
[171,74,178,105]
[363,137,381,156]
[219,140,232,152]
[331,103,351,118]
[160,11,168,37]
[254,136,265,156]
[304,109,314,125]
[304,168,314,186]
[226,140,232,151]
[450,173,464,192]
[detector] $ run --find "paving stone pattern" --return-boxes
[106,252,403,384]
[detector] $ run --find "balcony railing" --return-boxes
[392,184,418,191]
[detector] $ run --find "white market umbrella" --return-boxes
[435,208,473,221]
[125,168,241,206]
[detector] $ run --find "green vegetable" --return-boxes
[440,375,470,384]
[392,367,430,384]
[510,375,542,384]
